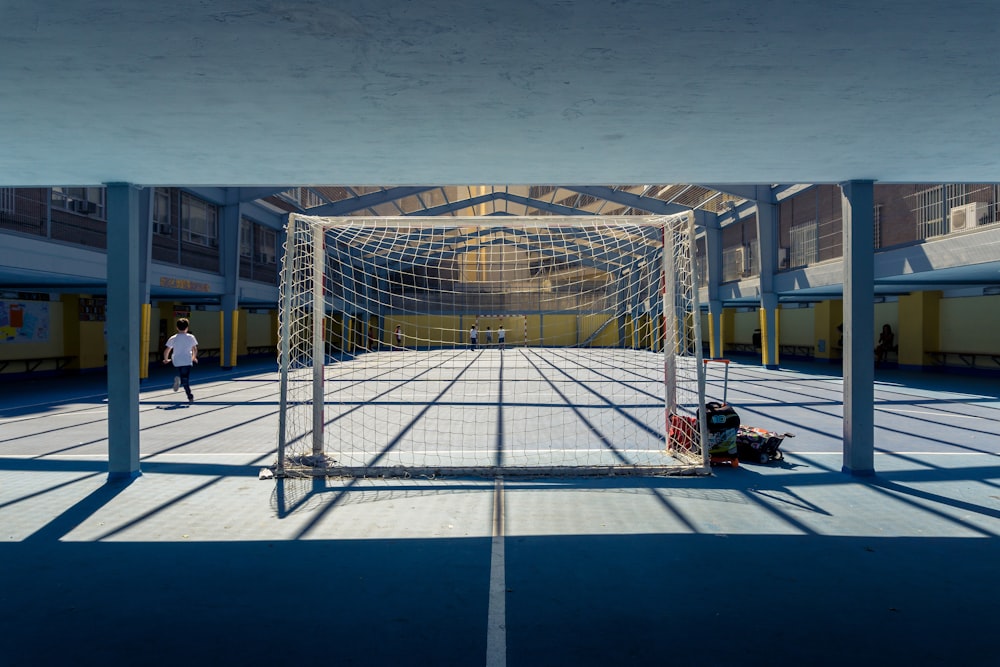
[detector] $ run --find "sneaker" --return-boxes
[172,376,180,392]
[187,393,194,403]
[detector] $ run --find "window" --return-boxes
[180,193,218,247]
[722,246,746,282]
[240,218,253,258]
[282,187,323,209]
[694,254,707,287]
[52,187,104,217]
[913,185,946,239]
[0,188,14,213]
[153,188,172,235]
[746,238,759,276]
[789,221,818,267]
[255,225,276,264]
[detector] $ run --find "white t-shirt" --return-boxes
[166,332,199,366]
[470,328,477,340]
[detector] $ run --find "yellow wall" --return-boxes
[720,308,735,353]
[187,311,222,351]
[246,312,273,347]
[813,299,842,359]
[235,309,247,356]
[61,295,81,368]
[623,315,634,347]
[898,291,939,366]
[635,313,653,349]
[578,314,618,347]
[732,310,759,343]
[540,314,577,347]
[386,315,463,348]
[940,295,1000,353]
[79,320,106,369]
[779,307,815,346]
[327,314,344,351]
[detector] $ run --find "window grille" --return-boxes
[789,221,818,267]
[873,204,882,249]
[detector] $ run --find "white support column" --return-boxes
[105,183,142,483]
[137,187,153,381]
[138,187,153,309]
[755,192,780,369]
[840,180,876,476]
[759,292,779,369]
[219,191,241,369]
[312,223,325,456]
[704,225,723,358]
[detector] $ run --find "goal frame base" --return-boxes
[273,463,712,480]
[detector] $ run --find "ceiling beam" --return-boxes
[498,192,593,216]
[237,187,293,203]
[303,187,438,216]
[406,193,496,216]
[695,184,765,201]
[562,186,720,229]
[772,184,816,201]
[406,190,593,217]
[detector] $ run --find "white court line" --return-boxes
[486,477,506,667]
[0,392,109,413]
[0,403,180,423]
[875,408,984,419]
[3,453,270,459]
[367,449,670,454]
[786,451,1000,456]
[0,409,107,422]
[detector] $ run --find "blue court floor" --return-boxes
[1,358,998,666]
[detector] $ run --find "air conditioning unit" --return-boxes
[732,246,746,278]
[777,247,789,269]
[741,245,754,276]
[949,202,985,233]
[70,200,97,214]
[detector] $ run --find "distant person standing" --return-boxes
[875,323,894,364]
[497,325,505,350]
[395,325,403,348]
[469,325,478,350]
[163,317,198,403]
[485,326,493,346]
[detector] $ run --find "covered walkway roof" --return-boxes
[1,1,998,187]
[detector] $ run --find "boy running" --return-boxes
[163,317,198,403]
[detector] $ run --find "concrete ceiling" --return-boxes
[2,1,999,187]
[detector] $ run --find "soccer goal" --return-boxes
[276,213,708,477]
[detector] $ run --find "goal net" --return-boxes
[276,213,708,477]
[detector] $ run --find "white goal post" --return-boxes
[276,213,708,477]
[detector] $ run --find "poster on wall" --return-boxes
[79,297,107,321]
[0,301,50,342]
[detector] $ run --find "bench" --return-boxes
[926,351,1000,368]
[245,345,277,356]
[779,344,814,358]
[0,355,76,373]
[728,342,758,353]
